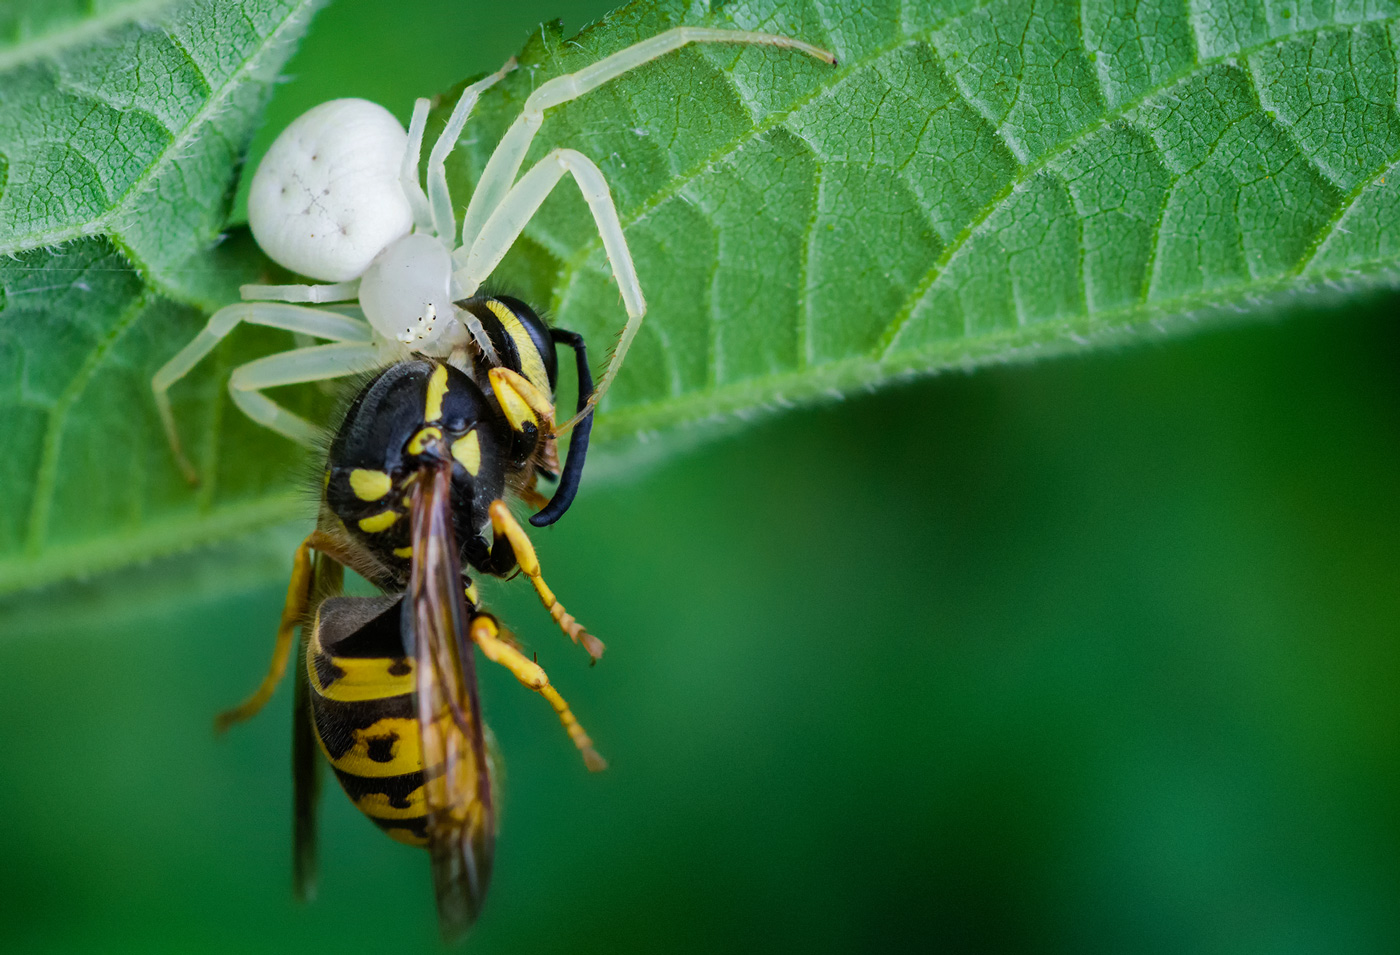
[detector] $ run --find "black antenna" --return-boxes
[530,328,594,527]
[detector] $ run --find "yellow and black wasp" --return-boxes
[219,296,606,941]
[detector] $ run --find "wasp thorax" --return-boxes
[324,360,509,580]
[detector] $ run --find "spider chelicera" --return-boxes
[151,27,836,482]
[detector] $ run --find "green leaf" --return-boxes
[5,0,1400,594]
[0,0,323,304]
[0,0,324,592]
[446,0,1400,442]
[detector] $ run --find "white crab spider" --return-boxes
[152,27,836,482]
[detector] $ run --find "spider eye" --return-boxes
[361,233,456,345]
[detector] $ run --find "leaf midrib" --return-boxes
[589,253,1400,440]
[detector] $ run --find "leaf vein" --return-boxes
[1136,161,1172,303]
[875,15,1400,356]
[24,289,152,556]
[162,22,216,95]
[1244,53,1347,194]
[1293,147,1400,276]
[0,0,320,257]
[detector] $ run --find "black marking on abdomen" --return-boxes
[313,651,346,689]
[366,732,399,763]
[332,767,426,811]
[311,689,414,761]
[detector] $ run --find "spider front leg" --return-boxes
[459,28,835,247]
[153,303,374,482]
[455,28,835,422]
[395,58,519,240]
[402,99,435,231]
[454,148,643,429]
[425,58,517,243]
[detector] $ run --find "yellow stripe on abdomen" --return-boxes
[317,716,423,777]
[383,827,429,847]
[308,650,415,702]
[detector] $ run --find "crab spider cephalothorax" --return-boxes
[152,27,837,486]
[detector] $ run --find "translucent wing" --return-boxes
[291,641,321,903]
[406,461,496,942]
[292,552,344,903]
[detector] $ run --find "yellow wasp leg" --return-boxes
[488,499,605,662]
[214,535,316,732]
[469,615,607,772]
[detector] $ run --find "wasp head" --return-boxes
[323,359,509,587]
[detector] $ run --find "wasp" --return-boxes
[220,296,605,941]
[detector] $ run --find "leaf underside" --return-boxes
[4,0,1400,593]
[449,0,1400,443]
[0,0,325,592]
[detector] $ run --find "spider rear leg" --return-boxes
[152,303,373,482]
[238,280,361,304]
[227,341,386,446]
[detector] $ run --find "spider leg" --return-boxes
[239,280,361,304]
[425,58,517,244]
[227,341,385,446]
[402,98,434,230]
[153,303,373,482]
[458,27,835,249]
[454,148,643,417]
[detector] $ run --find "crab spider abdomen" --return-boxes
[248,98,413,282]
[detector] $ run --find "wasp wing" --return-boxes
[406,462,496,942]
[292,552,343,903]
[291,633,321,903]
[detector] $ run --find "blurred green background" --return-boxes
[4,1,1400,952]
